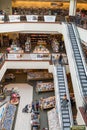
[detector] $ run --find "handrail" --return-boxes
[5,53,68,63]
[0,14,65,23]
[63,66,74,126]
[53,66,63,130]
[72,23,87,75]
[72,23,87,106]
[53,65,73,129]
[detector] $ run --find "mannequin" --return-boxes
[25,37,31,52]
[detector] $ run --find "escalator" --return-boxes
[55,65,73,130]
[67,23,87,96]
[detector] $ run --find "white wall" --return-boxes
[63,23,84,107]
[0,61,53,81]
[77,27,87,43]
[0,23,87,44]
[0,23,62,34]
[5,61,50,69]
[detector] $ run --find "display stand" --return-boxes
[33,45,49,53]
[52,39,59,52]
[0,103,16,130]
[36,82,54,93]
[27,71,53,80]
[25,37,31,52]
[40,96,55,110]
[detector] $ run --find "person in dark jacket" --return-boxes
[62,94,69,107]
[35,100,39,111]
[58,54,63,65]
[32,102,35,111]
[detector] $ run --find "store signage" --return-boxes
[0,15,4,23]
[26,15,38,22]
[71,125,86,130]
[9,15,20,22]
[44,15,56,22]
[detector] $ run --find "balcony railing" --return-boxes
[0,14,65,23]
[0,52,68,68]
[1,14,87,30]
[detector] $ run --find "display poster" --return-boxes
[26,15,38,22]
[9,15,20,22]
[44,15,56,22]
[0,15,4,23]
[71,125,86,130]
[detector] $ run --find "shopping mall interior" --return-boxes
[0,0,87,130]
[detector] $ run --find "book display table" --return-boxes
[0,103,16,130]
[33,45,49,53]
[27,71,53,80]
[36,82,54,93]
[40,96,55,110]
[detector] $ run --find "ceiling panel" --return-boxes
[13,0,68,1]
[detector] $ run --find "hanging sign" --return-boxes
[0,15,4,23]
[44,15,56,22]
[9,15,20,22]
[26,15,38,22]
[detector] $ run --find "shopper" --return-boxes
[32,102,35,111]
[58,54,63,65]
[52,55,55,65]
[55,55,59,65]
[35,100,39,111]
[84,103,87,113]
[62,94,69,107]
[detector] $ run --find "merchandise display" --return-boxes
[37,40,46,45]
[51,39,59,52]
[31,112,40,128]
[33,45,49,53]
[5,73,15,82]
[36,82,54,93]
[7,45,24,60]
[25,37,31,52]
[0,103,16,130]
[10,94,19,105]
[40,96,55,110]
[27,71,53,80]
[7,45,24,54]
[48,108,60,130]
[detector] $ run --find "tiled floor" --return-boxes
[5,83,33,130]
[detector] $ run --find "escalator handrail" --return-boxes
[66,23,85,104]
[72,23,87,106]
[63,66,74,126]
[53,66,63,130]
[72,23,87,77]
[54,65,73,129]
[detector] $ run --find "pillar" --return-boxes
[0,0,12,14]
[69,0,77,16]
[1,34,3,47]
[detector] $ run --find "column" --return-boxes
[69,0,77,16]
[0,0,12,14]
[0,34,3,47]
